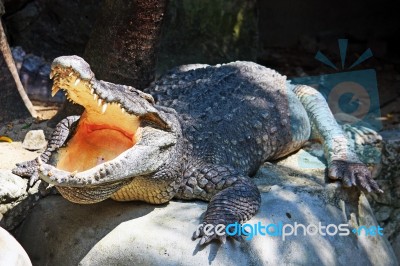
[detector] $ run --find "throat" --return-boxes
[56,115,137,172]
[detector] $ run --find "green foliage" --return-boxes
[158,0,258,74]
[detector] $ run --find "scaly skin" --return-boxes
[13,56,382,245]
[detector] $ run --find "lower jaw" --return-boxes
[56,127,135,172]
[57,180,129,204]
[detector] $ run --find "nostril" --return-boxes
[129,88,140,96]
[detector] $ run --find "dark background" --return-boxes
[2,0,399,125]
[1,0,399,124]
[2,1,399,59]
[3,1,399,64]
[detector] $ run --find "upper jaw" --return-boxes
[51,55,171,130]
[51,55,95,80]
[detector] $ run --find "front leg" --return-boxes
[12,116,80,185]
[291,85,382,193]
[176,163,261,245]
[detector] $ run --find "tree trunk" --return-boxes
[85,0,168,89]
[49,0,168,126]
[0,4,37,123]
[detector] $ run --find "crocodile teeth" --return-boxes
[101,103,108,114]
[93,94,98,101]
[74,78,81,86]
[90,88,94,95]
[51,87,61,97]
[69,72,74,77]
[50,70,56,79]
[121,108,125,114]
[98,99,103,106]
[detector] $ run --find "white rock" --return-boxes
[0,227,31,266]
[15,158,398,265]
[22,130,47,151]
[0,170,27,202]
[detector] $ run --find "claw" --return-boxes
[193,223,231,245]
[350,171,357,186]
[199,236,207,245]
[193,225,203,240]
[329,160,383,193]
[369,179,384,193]
[342,175,352,187]
[199,235,214,245]
[36,156,43,166]
[29,173,39,187]
[328,166,340,180]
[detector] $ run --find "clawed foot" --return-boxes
[192,176,260,245]
[193,222,247,245]
[328,160,383,193]
[12,157,41,186]
[193,222,228,245]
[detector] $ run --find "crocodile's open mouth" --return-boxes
[49,56,169,174]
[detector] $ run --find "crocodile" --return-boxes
[13,55,382,245]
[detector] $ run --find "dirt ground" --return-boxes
[0,142,38,170]
[0,101,56,170]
